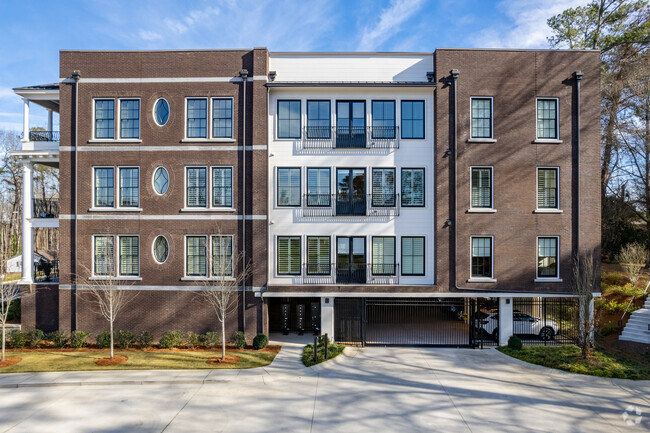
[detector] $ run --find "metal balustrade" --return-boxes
[300,263,400,285]
[302,193,399,217]
[302,126,400,149]
[29,130,60,142]
[34,259,59,282]
[33,198,59,218]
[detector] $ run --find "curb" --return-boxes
[309,346,361,373]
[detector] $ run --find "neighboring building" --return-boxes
[6,250,56,274]
[12,48,601,346]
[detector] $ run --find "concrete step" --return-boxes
[620,334,650,344]
[623,325,650,333]
[626,316,650,324]
[621,328,650,336]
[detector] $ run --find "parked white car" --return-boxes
[474,311,559,341]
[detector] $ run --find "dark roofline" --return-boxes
[266,81,436,88]
[13,84,59,91]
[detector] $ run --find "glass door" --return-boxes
[337,237,366,284]
[336,168,366,216]
[336,101,366,148]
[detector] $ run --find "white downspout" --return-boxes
[22,162,34,283]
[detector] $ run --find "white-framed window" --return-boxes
[93,166,115,208]
[184,166,234,210]
[537,167,559,210]
[119,98,140,139]
[470,97,493,139]
[93,235,115,276]
[536,98,559,140]
[94,99,115,139]
[93,166,140,209]
[184,234,235,278]
[186,98,208,139]
[185,97,235,140]
[211,235,234,277]
[153,166,169,196]
[118,235,140,277]
[118,167,140,208]
[152,235,169,264]
[470,236,494,279]
[186,166,208,208]
[185,235,207,277]
[212,167,233,208]
[153,98,170,126]
[537,236,559,279]
[212,98,233,138]
[470,166,493,209]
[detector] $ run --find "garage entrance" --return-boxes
[269,297,321,334]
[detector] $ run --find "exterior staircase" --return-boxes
[620,296,650,344]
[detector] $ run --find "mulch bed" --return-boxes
[0,357,22,368]
[206,355,241,366]
[94,355,128,366]
[10,345,282,353]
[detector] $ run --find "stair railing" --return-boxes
[621,279,650,321]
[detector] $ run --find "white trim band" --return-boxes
[60,76,268,84]
[60,284,264,291]
[60,214,268,220]
[60,145,267,152]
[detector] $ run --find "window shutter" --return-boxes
[278,237,300,274]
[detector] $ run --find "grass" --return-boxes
[0,347,280,373]
[498,344,650,380]
[302,340,345,367]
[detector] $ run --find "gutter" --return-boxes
[239,69,248,332]
[72,70,80,331]
[574,71,583,256]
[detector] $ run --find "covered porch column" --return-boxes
[321,297,335,340]
[22,98,30,142]
[21,161,34,283]
[498,297,513,346]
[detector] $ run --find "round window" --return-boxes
[153,236,169,264]
[154,98,170,126]
[153,166,169,195]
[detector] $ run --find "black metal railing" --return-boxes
[336,193,367,216]
[336,263,367,284]
[302,193,399,217]
[302,126,400,149]
[29,131,60,142]
[368,263,399,285]
[34,259,59,282]
[301,263,336,285]
[512,298,579,346]
[33,198,59,218]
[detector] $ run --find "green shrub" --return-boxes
[600,299,628,315]
[602,283,642,298]
[9,330,27,349]
[231,331,246,349]
[27,329,44,348]
[137,331,154,349]
[601,272,629,287]
[70,331,89,348]
[45,330,69,348]
[183,332,200,349]
[118,330,136,349]
[507,335,523,351]
[302,337,346,367]
[199,332,220,348]
[599,321,620,337]
[253,333,268,350]
[96,331,111,349]
[159,330,183,349]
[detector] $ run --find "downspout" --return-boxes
[239,69,248,333]
[574,71,583,256]
[72,70,80,331]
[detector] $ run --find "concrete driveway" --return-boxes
[0,342,648,432]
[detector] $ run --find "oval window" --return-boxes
[153,236,169,264]
[153,166,169,195]
[154,98,170,126]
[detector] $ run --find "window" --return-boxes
[212,98,233,138]
[212,235,233,277]
[212,167,233,208]
[186,167,207,207]
[154,98,169,126]
[277,167,301,206]
[306,168,330,206]
[401,100,424,139]
[401,237,424,276]
[186,236,207,276]
[93,235,114,276]
[471,167,492,208]
[119,167,139,208]
[187,98,208,138]
[153,236,169,264]
[153,166,169,195]
[372,101,395,139]
[401,168,424,207]
[538,168,558,209]
[307,100,330,139]
[278,236,301,275]
[277,100,301,139]
[372,237,395,275]
[471,237,493,279]
[120,99,140,139]
[94,167,115,208]
[471,97,493,139]
[537,98,558,139]
[95,99,115,139]
[372,168,396,207]
[538,237,559,278]
[307,236,330,275]
[119,236,139,276]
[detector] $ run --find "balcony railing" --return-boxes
[300,263,400,285]
[29,131,60,142]
[33,198,59,218]
[302,193,399,217]
[302,126,399,149]
[34,259,59,283]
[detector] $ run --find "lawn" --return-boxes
[0,346,280,373]
[498,344,650,380]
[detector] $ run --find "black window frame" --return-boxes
[372,167,396,207]
[277,236,301,276]
[306,100,331,139]
[306,236,331,275]
[401,167,425,207]
[371,100,396,139]
[400,100,425,139]
[277,100,302,139]
[306,167,331,207]
[401,236,425,276]
[372,236,396,276]
[277,167,301,207]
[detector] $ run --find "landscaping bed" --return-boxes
[302,338,345,367]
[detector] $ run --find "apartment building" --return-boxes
[13,47,600,346]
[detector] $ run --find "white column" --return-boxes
[498,297,513,346]
[22,98,30,142]
[47,109,53,133]
[321,297,335,340]
[22,162,34,284]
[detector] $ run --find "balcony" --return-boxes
[300,263,400,285]
[302,193,399,217]
[29,130,59,142]
[34,259,59,283]
[302,126,400,150]
[33,198,59,218]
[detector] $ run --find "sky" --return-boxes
[0,0,588,132]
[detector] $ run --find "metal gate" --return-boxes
[334,298,364,344]
[513,298,578,345]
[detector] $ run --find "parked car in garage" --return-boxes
[474,311,559,341]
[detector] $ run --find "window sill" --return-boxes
[89,276,142,281]
[467,138,497,143]
[467,208,497,214]
[534,278,563,283]
[180,138,236,143]
[467,278,497,283]
[180,207,236,213]
[88,139,142,144]
[533,139,563,144]
[181,276,236,282]
[534,209,563,214]
[88,207,142,212]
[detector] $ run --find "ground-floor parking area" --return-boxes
[1,341,648,432]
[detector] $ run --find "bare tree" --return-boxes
[573,253,597,359]
[617,242,648,285]
[0,277,19,362]
[196,234,252,360]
